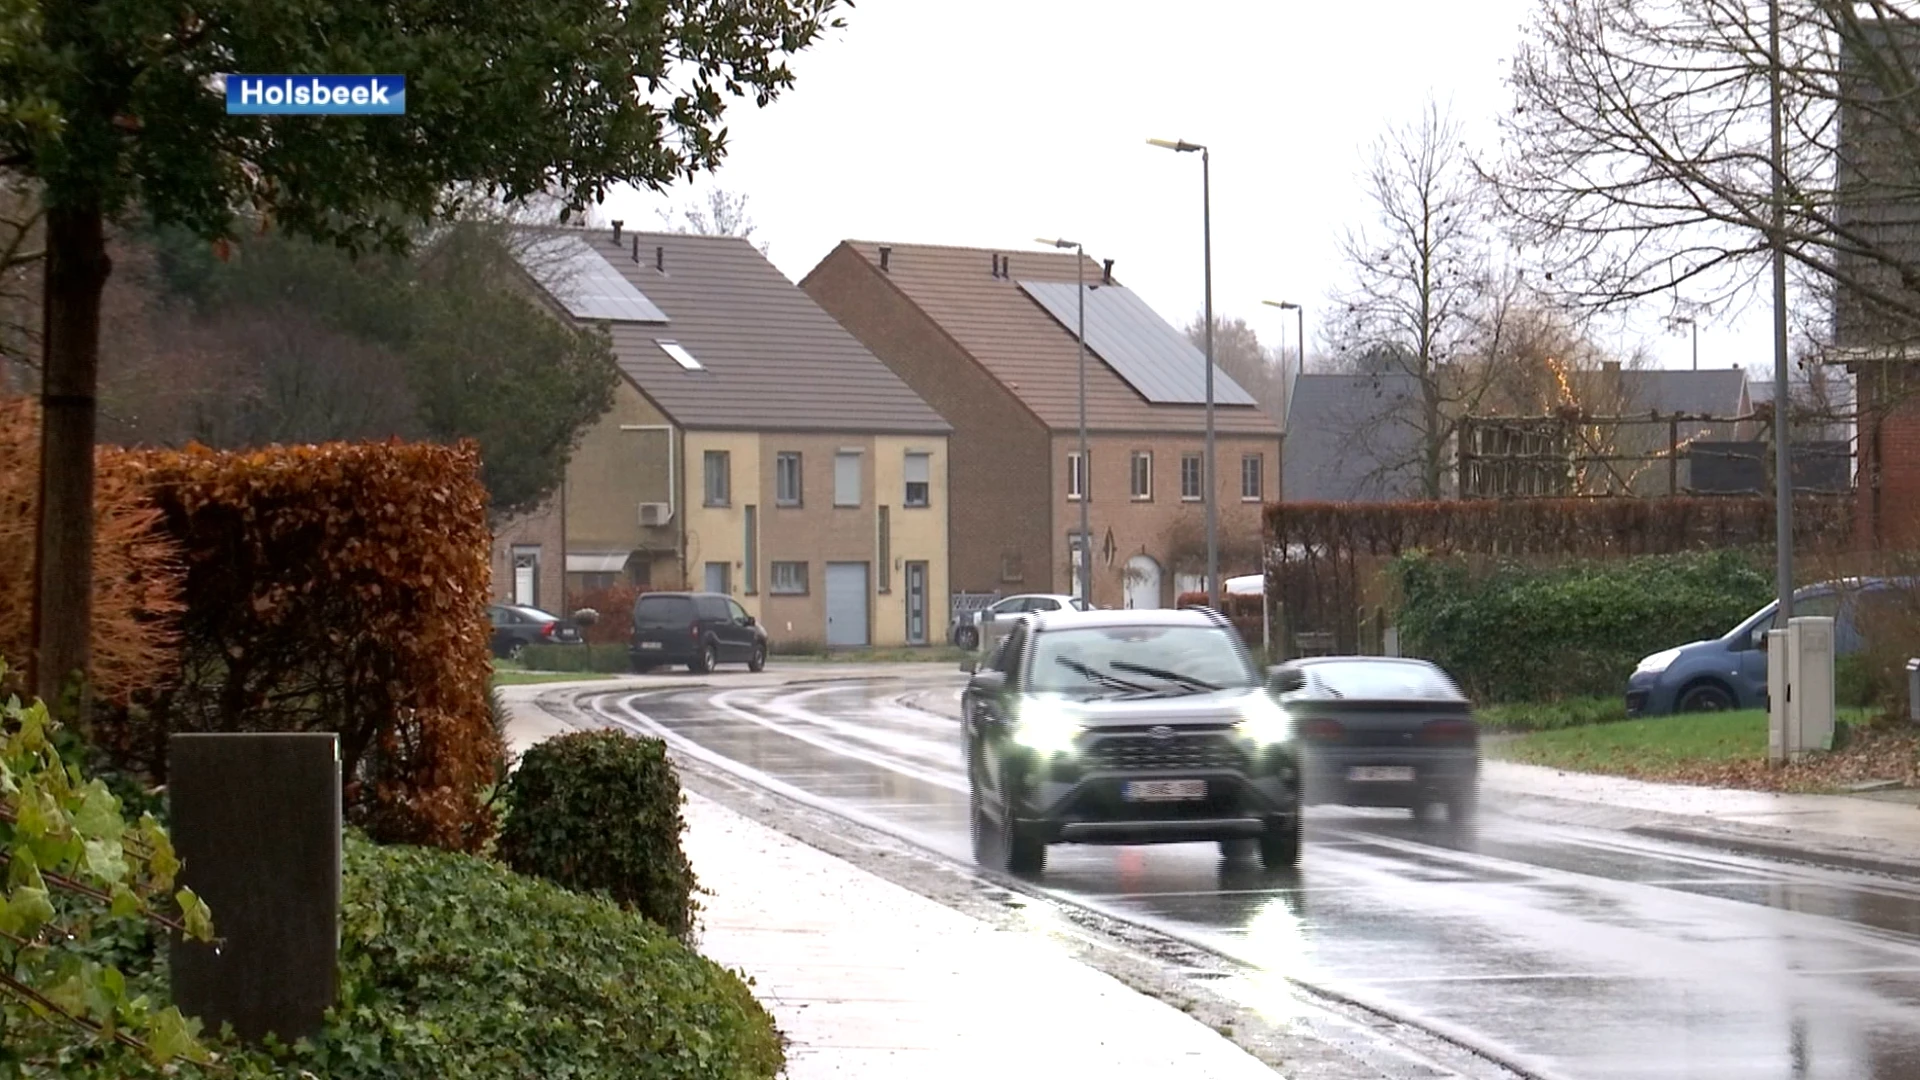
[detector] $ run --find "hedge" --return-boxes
[1174,591,1263,647]
[521,642,634,673]
[498,730,699,936]
[1393,549,1773,703]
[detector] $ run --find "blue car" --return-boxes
[1625,577,1911,716]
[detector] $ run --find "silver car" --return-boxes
[950,592,1087,650]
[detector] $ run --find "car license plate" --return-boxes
[1348,766,1416,782]
[639,641,663,650]
[1123,779,1207,802]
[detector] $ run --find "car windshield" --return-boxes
[1027,625,1254,698]
[1298,660,1463,701]
[634,596,695,626]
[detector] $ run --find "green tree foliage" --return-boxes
[1394,551,1774,703]
[0,0,845,701]
[133,221,618,522]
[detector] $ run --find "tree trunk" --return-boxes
[28,205,111,719]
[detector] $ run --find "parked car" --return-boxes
[1626,577,1916,716]
[1271,656,1479,824]
[629,591,768,674]
[950,593,1089,649]
[488,604,585,660]
[959,606,1303,876]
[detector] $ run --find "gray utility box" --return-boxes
[1766,616,1837,764]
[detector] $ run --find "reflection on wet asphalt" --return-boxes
[606,679,1920,1080]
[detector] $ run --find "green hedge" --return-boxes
[1395,550,1772,703]
[519,642,633,672]
[1475,697,1628,733]
[497,730,699,936]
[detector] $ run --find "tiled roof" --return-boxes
[522,229,949,434]
[1283,373,1428,502]
[825,241,1276,435]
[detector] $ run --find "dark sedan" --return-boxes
[487,604,584,660]
[1273,656,1480,824]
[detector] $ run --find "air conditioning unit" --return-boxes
[638,502,673,527]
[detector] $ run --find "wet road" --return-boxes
[588,676,1920,1080]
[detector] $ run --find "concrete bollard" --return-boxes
[169,733,342,1045]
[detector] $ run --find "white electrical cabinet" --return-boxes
[1767,628,1791,764]
[1789,616,1836,756]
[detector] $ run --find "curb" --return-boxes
[1623,824,1920,881]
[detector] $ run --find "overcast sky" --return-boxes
[603,0,1763,375]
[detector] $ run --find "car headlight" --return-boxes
[1013,699,1085,755]
[1237,693,1293,746]
[1635,648,1681,676]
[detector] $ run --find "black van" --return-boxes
[630,591,769,674]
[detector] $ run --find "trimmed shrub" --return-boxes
[1475,696,1628,733]
[520,642,632,672]
[497,730,699,936]
[1175,591,1263,645]
[1394,549,1773,703]
[572,581,645,644]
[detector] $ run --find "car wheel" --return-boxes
[997,766,1046,876]
[957,626,978,651]
[1259,809,1301,871]
[631,661,655,674]
[506,641,526,662]
[689,642,716,674]
[969,758,993,866]
[1678,681,1735,714]
[1448,787,1479,826]
[748,643,766,673]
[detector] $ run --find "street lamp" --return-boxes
[1149,136,1220,611]
[1037,236,1092,610]
[1669,314,1699,371]
[1261,301,1305,381]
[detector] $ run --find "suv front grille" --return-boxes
[1081,731,1247,772]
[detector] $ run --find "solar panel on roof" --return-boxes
[1018,281,1257,407]
[517,233,669,323]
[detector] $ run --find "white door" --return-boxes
[825,562,870,647]
[1124,555,1163,610]
[512,550,538,607]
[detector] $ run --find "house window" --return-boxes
[1068,450,1090,501]
[776,452,802,506]
[771,561,809,595]
[904,452,931,508]
[578,572,616,594]
[1130,451,1153,501]
[703,450,731,507]
[704,561,730,595]
[1241,454,1264,501]
[834,451,863,507]
[878,506,891,593]
[743,505,758,594]
[656,339,703,371]
[1181,454,1204,501]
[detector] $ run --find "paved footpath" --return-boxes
[501,674,1280,1079]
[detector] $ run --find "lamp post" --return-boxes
[1767,0,1793,629]
[1037,236,1092,610]
[1149,137,1219,610]
[1262,299,1305,422]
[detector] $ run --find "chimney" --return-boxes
[656,245,665,272]
[1603,360,1621,374]
[1102,259,1115,285]
[611,219,624,244]
[631,236,640,263]
[878,246,892,272]
[989,253,1001,278]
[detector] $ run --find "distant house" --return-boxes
[1283,372,1427,502]
[804,242,1281,607]
[491,227,953,649]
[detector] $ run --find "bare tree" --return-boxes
[1185,315,1285,424]
[0,180,44,391]
[657,188,768,253]
[1328,102,1512,497]
[1492,0,1920,352]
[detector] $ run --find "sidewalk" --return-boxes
[499,682,1278,1079]
[1484,759,1920,874]
[681,792,1277,1079]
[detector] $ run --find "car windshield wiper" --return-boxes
[1055,656,1155,696]
[1109,661,1223,693]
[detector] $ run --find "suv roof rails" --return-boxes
[1179,604,1230,626]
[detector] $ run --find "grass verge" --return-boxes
[492,668,619,686]
[1475,697,1627,733]
[1487,707,1917,793]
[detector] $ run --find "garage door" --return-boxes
[825,562,870,647]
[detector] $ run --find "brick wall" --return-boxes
[491,496,566,612]
[1857,362,1920,549]
[803,247,1054,595]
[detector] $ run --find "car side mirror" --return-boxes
[969,669,1007,696]
[960,656,978,674]
[743,615,756,626]
[1267,666,1304,693]
[1750,626,1767,651]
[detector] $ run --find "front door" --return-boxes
[1124,554,1162,609]
[825,562,870,648]
[905,561,929,645]
[512,547,539,607]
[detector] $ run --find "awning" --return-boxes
[566,552,630,574]
[1225,574,1264,595]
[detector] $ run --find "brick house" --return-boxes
[491,227,953,648]
[803,242,1280,609]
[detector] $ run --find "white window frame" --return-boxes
[834,451,864,508]
[1068,450,1089,501]
[1241,453,1264,502]
[1130,450,1153,501]
[770,561,809,595]
[903,451,932,508]
[656,339,704,371]
[1181,454,1204,502]
[775,451,802,507]
[703,450,730,507]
